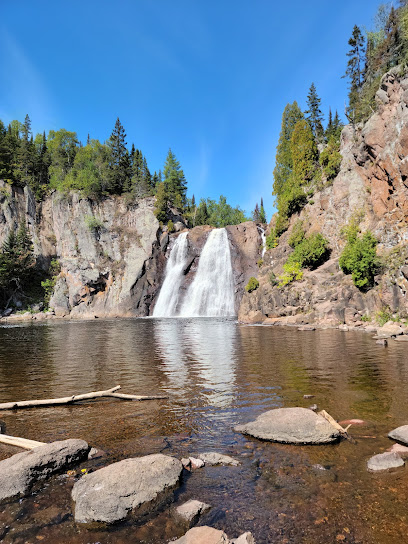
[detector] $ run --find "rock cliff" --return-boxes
[239,66,408,326]
[0,187,261,318]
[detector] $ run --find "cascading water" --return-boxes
[258,226,266,258]
[153,232,189,317]
[179,228,235,317]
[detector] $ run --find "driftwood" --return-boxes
[0,433,45,450]
[0,385,168,410]
[318,409,356,443]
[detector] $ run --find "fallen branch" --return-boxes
[318,409,356,443]
[0,385,168,410]
[0,433,45,450]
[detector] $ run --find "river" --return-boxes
[0,318,408,543]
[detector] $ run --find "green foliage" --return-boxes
[41,259,60,309]
[85,214,104,232]
[339,227,379,290]
[257,259,263,268]
[167,220,174,233]
[163,149,187,209]
[360,313,371,322]
[305,83,324,141]
[291,119,318,183]
[320,136,342,182]
[0,222,36,308]
[376,308,392,326]
[287,232,330,269]
[245,277,259,293]
[196,195,247,227]
[266,228,278,249]
[278,261,303,287]
[288,220,305,248]
[154,182,168,223]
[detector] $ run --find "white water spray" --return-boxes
[179,228,235,317]
[258,226,266,258]
[153,232,189,317]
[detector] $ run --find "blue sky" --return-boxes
[1,0,380,218]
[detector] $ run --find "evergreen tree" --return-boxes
[344,25,366,123]
[107,117,129,194]
[259,197,267,224]
[325,108,333,140]
[252,203,260,222]
[305,83,324,141]
[290,119,318,184]
[163,149,187,208]
[195,199,209,226]
[273,102,304,202]
[154,182,168,222]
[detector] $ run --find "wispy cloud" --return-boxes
[0,28,56,131]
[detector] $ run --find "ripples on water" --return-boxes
[1,318,408,543]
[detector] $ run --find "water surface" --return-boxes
[0,318,408,543]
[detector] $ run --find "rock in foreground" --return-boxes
[388,425,408,445]
[367,452,404,472]
[174,499,211,526]
[196,452,240,466]
[0,439,90,501]
[72,454,183,524]
[234,407,340,444]
[171,526,255,544]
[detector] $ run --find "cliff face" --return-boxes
[0,187,262,318]
[239,66,408,326]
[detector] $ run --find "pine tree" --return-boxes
[163,149,187,208]
[195,199,209,226]
[344,25,366,123]
[252,203,260,222]
[273,102,304,202]
[305,83,324,141]
[107,117,129,194]
[259,197,267,223]
[325,108,333,140]
[154,182,168,222]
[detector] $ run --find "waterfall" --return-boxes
[153,232,189,317]
[258,226,266,258]
[179,228,235,317]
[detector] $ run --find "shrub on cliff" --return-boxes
[339,228,379,290]
[319,136,342,182]
[278,262,303,287]
[245,277,259,293]
[288,232,330,270]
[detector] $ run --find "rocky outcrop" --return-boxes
[234,407,340,444]
[239,66,408,325]
[0,439,90,501]
[72,454,183,524]
[0,187,263,318]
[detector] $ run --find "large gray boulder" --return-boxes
[174,499,211,527]
[72,453,183,524]
[234,407,340,444]
[388,425,408,445]
[171,526,229,544]
[0,439,90,501]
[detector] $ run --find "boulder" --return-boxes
[377,323,404,336]
[0,439,90,501]
[387,443,408,458]
[174,499,211,526]
[171,526,229,544]
[376,338,388,346]
[196,452,240,466]
[234,407,340,444]
[388,425,408,445]
[367,452,404,472]
[72,454,183,524]
[395,335,408,342]
[189,457,205,469]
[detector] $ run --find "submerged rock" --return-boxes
[367,452,404,472]
[174,499,211,526]
[234,407,340,444]
[0,439,90,501]
[388,425,408,445]
[72,453,183,524]
[196,452,240,466]
[231,533,256,544]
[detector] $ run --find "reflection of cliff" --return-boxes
[154,318,237,408]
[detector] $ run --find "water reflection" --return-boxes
[153,317,237,408]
